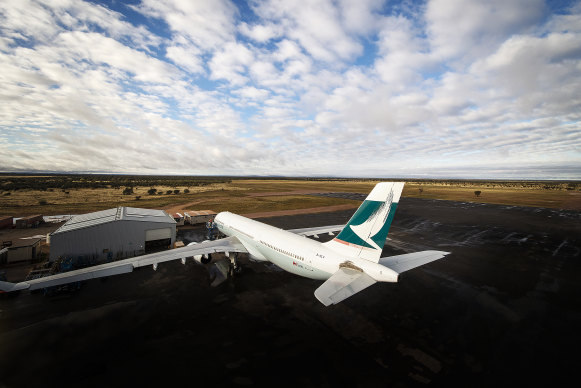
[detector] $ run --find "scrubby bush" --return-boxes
[474,190,481,197]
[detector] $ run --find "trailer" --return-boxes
[15,215,43,228]
[0,216,13,229]
[184,210,217,225]
[172,213,185,226]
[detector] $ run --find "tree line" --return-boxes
[0,174,231,191]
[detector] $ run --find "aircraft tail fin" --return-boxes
[324,182,404,263]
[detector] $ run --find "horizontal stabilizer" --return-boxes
[314,268,376,306]
[289,225,344,237]
[378,250,450,274]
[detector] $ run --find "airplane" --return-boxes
[0,182,449,306]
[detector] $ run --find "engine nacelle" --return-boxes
[190,253,211,265]
[188,241,212,265]
[193,253,211,264]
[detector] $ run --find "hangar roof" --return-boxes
[52,207,175,235]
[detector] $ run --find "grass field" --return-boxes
[0,176,579,217]
[0,183,241,216]
[403,183,581,210]
[184,194,358,215]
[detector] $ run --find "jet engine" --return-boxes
[187,241,212,264]
[197,253,212,264]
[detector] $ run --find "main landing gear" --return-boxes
[228,252,242,278]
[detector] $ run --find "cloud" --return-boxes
[425,0,545,64]
[250,0,364,62]
[209,41,254,86]
[135,0,237,51]
[57,31,180,84]
[0,0,160,51]
[374,15,433,88]
[475,32,581,95]
[232,86,270,100]
[165,44,204,74]
[0,0,579,179]
[338,0,384,35]
[239,22,283,43]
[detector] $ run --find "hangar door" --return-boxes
[145,228,172,252]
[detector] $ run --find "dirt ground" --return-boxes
[0,197,579,387]
[0,223,62,242]
[247,190,325,197]
[242,203,359,218]
[161,191,360,218]
[162,200,206,215]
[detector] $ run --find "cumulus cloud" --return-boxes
[166,44,204,74]
[239,22,283,43]
[425,0,546,64]
[233,86,270,101]
[374,15,433,88]
[250,0,365,62]
[209,42,254,86]
[135,0,237,51]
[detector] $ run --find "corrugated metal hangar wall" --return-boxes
[49,207,176,262]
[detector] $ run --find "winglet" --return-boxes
[0,281,30,292]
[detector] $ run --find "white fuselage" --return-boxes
[214,212,398,283]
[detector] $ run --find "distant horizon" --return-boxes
[1,1,579,179]
[0,170,579,182]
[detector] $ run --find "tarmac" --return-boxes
[0,197,579,387]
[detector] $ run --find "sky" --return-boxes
[0,0,580,179]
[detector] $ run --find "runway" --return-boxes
[0,197,579,387]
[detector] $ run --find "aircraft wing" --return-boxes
[378,250,449,274]
[288,224,344,237]
[314,267,376,306]
[0,237,247,293]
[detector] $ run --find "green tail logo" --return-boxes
[334,189,398,250]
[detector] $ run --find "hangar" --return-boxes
[49,207,176,262]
